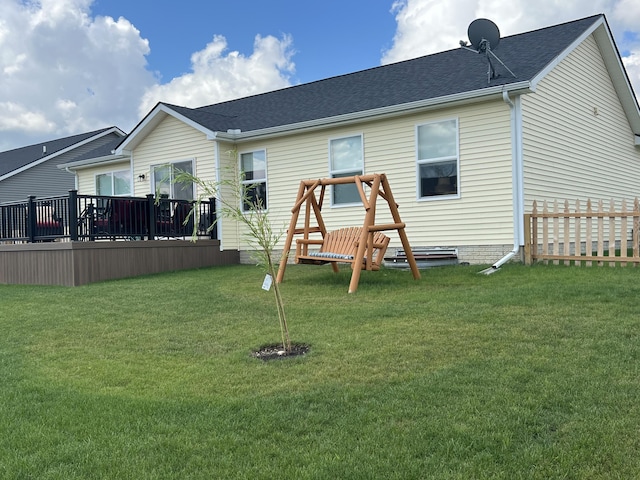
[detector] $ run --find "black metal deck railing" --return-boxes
[0,191,217,243]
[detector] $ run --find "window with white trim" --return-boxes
[329,134,363,205]
[240,150,267,211]
[152,160,194,200]
[416,119,459,198]
[96,170,131,196]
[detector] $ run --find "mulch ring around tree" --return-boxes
[251,343,310,361]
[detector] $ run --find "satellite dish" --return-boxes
[460,18,516,83]
[468,19,501,52]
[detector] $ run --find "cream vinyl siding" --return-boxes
[77,161,131,195]
[130,115,230,244]
[132,115,216,195]
[522,34,640,209]
[228,99,514,250]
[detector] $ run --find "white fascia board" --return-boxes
[116,104,217,154]
[213,81,533,142]
[57,154,130,171]
[0,126,126,182]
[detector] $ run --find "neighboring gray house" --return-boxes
[0,127,125,204]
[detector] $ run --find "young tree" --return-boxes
[171,152,292,353]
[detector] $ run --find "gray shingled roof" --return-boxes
[163,15,602,134]
[0,127,116,177]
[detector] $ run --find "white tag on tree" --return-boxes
[261,274,273,291]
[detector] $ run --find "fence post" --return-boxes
[540,201,547,264]
[147,194,156,240]
[608,199,616,267]
[575,200,582,267]
[633,198,639,262]
[563,200,570,266]
[586,200,593,267]
[621,200,628,267]
[597,200,604,266]
[68,190,78,241]
[27,195,36,243]
[524,213,532,265]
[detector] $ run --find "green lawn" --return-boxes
[1,263,639,479]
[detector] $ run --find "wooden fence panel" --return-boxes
[524,198,640,266]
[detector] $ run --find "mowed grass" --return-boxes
[1,263,640,479]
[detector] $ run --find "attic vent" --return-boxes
[42,145,47,155]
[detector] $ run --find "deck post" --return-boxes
[146,194,156,240]
[27,196,36,243]
[68,190,79,241]
[209,197,217,239]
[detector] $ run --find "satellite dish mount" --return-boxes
[460,18,516,83]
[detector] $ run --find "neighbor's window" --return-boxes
[96,170,131,196]
[330,134,363,205]
[152,160,194,200]
[240,150,267,211]
[417,119,459,198]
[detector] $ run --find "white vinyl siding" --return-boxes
[229,99,514,250]
[522,34,640,209]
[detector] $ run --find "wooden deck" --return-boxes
[0,240,239,286]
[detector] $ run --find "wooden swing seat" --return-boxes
[295,227,390,270]
[277,174,420,293]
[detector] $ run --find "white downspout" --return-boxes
[483,90,524,273]
[65,167,79,191]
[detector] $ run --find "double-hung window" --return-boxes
[416,119,459,198]
[240,150,267,211]
[96,170,131,196]
[329,134,363,205]
[152,160,194,200]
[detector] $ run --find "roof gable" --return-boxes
[0,127,125,180]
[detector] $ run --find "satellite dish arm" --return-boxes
[486,48,517,78]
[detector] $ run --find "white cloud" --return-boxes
[0,0,155,150]
[382,0,640,106]
[0,0,296,151]
[138,33,295,116]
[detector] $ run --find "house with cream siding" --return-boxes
[63,14,640,266]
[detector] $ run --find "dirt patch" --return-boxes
[251,343,310,361]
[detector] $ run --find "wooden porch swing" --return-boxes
[276,173,421,293]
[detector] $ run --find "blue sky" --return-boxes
[92,0,398,85]
[0,0,639,150]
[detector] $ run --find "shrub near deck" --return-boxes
[1,264,639,479]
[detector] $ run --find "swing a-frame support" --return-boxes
[276,173,421,293]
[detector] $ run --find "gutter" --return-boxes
[213,81,534,142]
[481,89,525,274]
[57,153,129,171]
